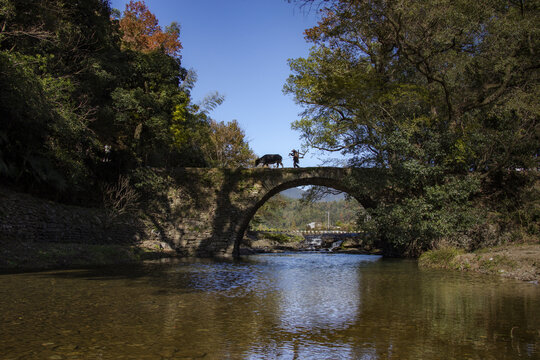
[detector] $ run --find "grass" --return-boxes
[419,243,540,282]
[418,247,464,269]
[477,254,517,271]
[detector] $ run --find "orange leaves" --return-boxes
[119,0,182,57]
[304,9,337,43]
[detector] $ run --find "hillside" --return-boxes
[280,187,346,202]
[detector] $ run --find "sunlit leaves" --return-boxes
[202,119,256,168]
[119,0,182,57]
[170,103,191,149]
[288,0,539,173]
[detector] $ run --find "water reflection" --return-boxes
[0,254,538,359]
[270,254,366,332]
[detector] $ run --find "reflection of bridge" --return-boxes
[167,167,386,257]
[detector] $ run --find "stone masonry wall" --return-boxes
[163,167,379,257]
[0,167,382,258]
[0,187,146,246]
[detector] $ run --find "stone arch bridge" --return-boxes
[163,167,386,258]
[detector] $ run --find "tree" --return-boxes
[287,0,538,173]
[0,0,120,196]
[118,0,182,57]
[0,0,207,202]
[286,0,539,255]
[104,1,207,170]
[202,119,256,168]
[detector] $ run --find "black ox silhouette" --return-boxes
[255,154,283,168]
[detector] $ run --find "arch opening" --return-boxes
[233,177,372,257]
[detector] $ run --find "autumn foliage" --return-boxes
[119,0,182,57]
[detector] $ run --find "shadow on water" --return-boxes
[34,256,261,296]
[33,253,385,297]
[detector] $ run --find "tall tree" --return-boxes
[0,0,120,195]
[286,0,539,255]
[287,0,539,173]
[0,0,206,202]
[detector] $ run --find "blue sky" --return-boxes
[110,0,342,167]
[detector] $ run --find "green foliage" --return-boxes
[262,232,304,244]
[366,177,484,256]
[286,0,539,255]
[0,0,122,195]
[129,167,173,199]
[0,51,92,192]
[251,193,363,231]
[418,247,464,269]
[0,0,255,204]
[169,100,211,167]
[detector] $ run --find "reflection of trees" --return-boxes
[342,260,540,359]
[5,257,536,359]
[153,261,284,357]
[155,257,539,359]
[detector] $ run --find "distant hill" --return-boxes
[319,191,346,202]
[280,187,305,199]
[280,187,345,202]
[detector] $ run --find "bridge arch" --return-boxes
[169,167,383,258]
[233,176,373,257]
[230,171,377,257]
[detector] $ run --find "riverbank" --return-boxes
[0,239,177,273]
[419,243,540,283]
[239,231,382,255]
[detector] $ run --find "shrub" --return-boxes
[366,175,483,257]
[419,247,464,268]
[263,232,303,244]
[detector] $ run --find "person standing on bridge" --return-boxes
[289,149,305,168]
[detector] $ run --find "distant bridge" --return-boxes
[165,167,387,257]
[255,230,364,236]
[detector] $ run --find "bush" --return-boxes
[365,175,484,257]
[418,247,464,268]
[100,175,139,216]
[263,232,303,244]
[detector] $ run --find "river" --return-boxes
[0,253,538,359]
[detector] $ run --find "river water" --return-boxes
[0,253,538,359]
